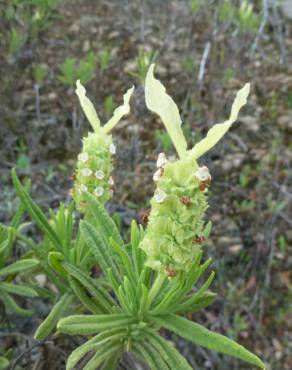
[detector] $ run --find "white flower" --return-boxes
[153,168,163,182]
[95,170,105,180]
[78,152,89,163]
[78,184,88,194]
[108,176,114,186]
[109,143,116,154]
[154,189,167,203]
[156,152,166,168]
[81,168,92,177]
[194,166,211,182]
[94,186,104,197]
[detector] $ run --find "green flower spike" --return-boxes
[140,64,250,274]
[73,80,134,211]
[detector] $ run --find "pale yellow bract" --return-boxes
[145,64,250,162]
[76,80,101,132]
[189,82,250,160]
[75,80,134,133]
[145,64,188,159]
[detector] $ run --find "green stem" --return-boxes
[148,273,166,304]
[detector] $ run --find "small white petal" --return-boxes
[154,189,167,203]
[156,152,166,168]
[194,166,211,182]
[94,186,104,197]
[109,143,116,154]
[95,170,105,180]
[108,176,114,186]
[81,168,92,177]
[153,168,163,182]
[78,152,89,163]
[78,184,88,193]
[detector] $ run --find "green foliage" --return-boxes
[130,48,158,84]
[218,0,261,34]
[190,0,204,14]
[59,52,97,86]
[238,1,261,33]
[33,63,48,83]
[8,28,25,56]
[3,0,61,56]
[98,48,111,71]
[0,196,38,317]
[3,65,265,369]
[155,129,173,152]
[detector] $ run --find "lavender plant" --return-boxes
[9,65,265,369]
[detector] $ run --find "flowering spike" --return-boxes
[145,64,188,159]
[73,82,134,211]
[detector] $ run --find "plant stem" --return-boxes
[148,272,166,303]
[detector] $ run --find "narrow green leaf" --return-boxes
[0,259,39,276]
[177,292,217,314]
[57,314,135,335]
[83,342,121,370]
[153,314,265,369]
[109,238,135,283]
[1,291,33,316]
[34,293,74,340]
[146,332,193,370]
[133,341,165,370]
[0,282,37,298]
[48,252,67,277]
[80,221,121,281]
[84,192,124,246]
[62,261,115,313]
[175,272,215,313]
[11,169,62,251]
[69,276,103,314]
[66,329,124,370]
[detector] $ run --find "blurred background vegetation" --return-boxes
[0,0,291,369]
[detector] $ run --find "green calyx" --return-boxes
[140,156,209,273]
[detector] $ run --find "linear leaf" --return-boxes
[11,169,62,251]
[1,291,33,316]
[80,221,121,281]
[83,342,121,370]
[63,262,115,313]
[84,192,123,246]
[0,282,37,298]
[69,276,103,314]
[153,314,265,369]
[57,314,134,335]
[147,332,193,370]
[34,293,74,340]
[0,259,39,276]
[66,329,124,370]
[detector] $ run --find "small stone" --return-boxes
[108,176,114,185]
[95,170,105,180]
[78,152,89,162]
[156,152,166,168]
[94,187,104,197]
[109,143,116,154]
[81,168,92,177]
[154,189,167,203]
